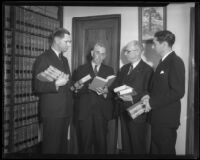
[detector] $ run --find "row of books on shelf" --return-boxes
[15,6,60,37]
[4,55,12,80]
[13,102,39,128]
[15,32,49,57]
[14,57,35,79]
[4,82,12,105]
[4,130,9,151]
[4,6,10,29]
[22,6,59,19]
[14,80,39,104]
[13,123,40,152]
[4,30,12,55]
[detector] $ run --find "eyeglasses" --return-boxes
[124,49,138,54]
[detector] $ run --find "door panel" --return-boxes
[72,14,121,74]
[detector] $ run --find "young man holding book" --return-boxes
[33,28,73,154]
[112,40,154,154]
[141,30,185,154]
[72,42,114,154]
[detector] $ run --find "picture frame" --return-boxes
[139,7,167,43]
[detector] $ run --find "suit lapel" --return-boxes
[47,49,69,74]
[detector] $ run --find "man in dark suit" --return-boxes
[72,42,114,154]
[142,30,185,154]
[33,28,73,154]
[112,40,154,154]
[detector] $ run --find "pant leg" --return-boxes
[41,117,70,154]
[93,117,107,154]
[127,121,147,154]
[150,125,177,154]
[120,113,132,154]
[79,117,93,154]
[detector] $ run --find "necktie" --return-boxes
[94,65,98,76]
[59,54,63,63]
[127,64,133,75]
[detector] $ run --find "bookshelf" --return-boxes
[3,5,63,153]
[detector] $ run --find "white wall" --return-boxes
[167,3,195,155]
[63,3,195,155]
[63,6,138,70]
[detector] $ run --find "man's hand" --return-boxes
[95,87,108,97]
[55,73,69,89]
[74,81,84,90]
[119,94,133,103]
[141,95,151,112]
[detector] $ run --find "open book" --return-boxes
[36,65,64,82]
[88,75,116,92]
[126,101,145,120]
[114,85,137,96]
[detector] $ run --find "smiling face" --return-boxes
[124,42,142,63]
[91,45,106,65]
[55,34,71,52]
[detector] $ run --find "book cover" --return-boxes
[126,101,145,120]
[114,85,137,96]
[36,65,64,82]
[88,75,116,92]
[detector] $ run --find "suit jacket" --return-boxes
[149,52,185,128]
[113,59,154,123]
[74,62,114,120]
[33,48,73,118]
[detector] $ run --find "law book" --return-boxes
[126,101,146,120]
[114,85,137,96]
[88,75,116,92]
[36,65,64,82]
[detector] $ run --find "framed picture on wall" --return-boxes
[139,7,167,42]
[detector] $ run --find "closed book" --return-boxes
[114,85,137,96]
[88,75,116,91]
[79,74,92,84]
[126,101,145,120]
[36,65,64,82]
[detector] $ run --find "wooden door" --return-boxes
[72,14,121,74]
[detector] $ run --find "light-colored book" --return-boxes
[79,74,92,84]
[126,101,145,120]
[36,65,64,82]
[114,85,137,96]
[88,75,116,92]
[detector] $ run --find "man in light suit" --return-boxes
[142,30,185,154]
[112,40,154,154]
[33,28,73,154]
[72,42,114,154]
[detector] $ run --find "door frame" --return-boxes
[72,14,121,73]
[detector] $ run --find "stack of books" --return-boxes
[71,74,92,91]
[126,101,146,120]
[114,85,137,96]
[36,65,64,82]
[88,75,116,92]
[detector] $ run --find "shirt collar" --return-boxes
[162,51,173,61]
[51,47,61,57]
[131,59,141,69]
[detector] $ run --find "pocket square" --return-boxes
[160,70,164,74]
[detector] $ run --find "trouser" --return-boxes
[41,117,70,154]
[120,113,147,154]
[150,125,177,154]
[79,115,108,154]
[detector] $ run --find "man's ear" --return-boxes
[91,50,94,57]
[54,37,60,44]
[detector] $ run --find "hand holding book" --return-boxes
[37,65,68,82]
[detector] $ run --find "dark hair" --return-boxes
[49,28,70,44]
[154,30,175,47]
